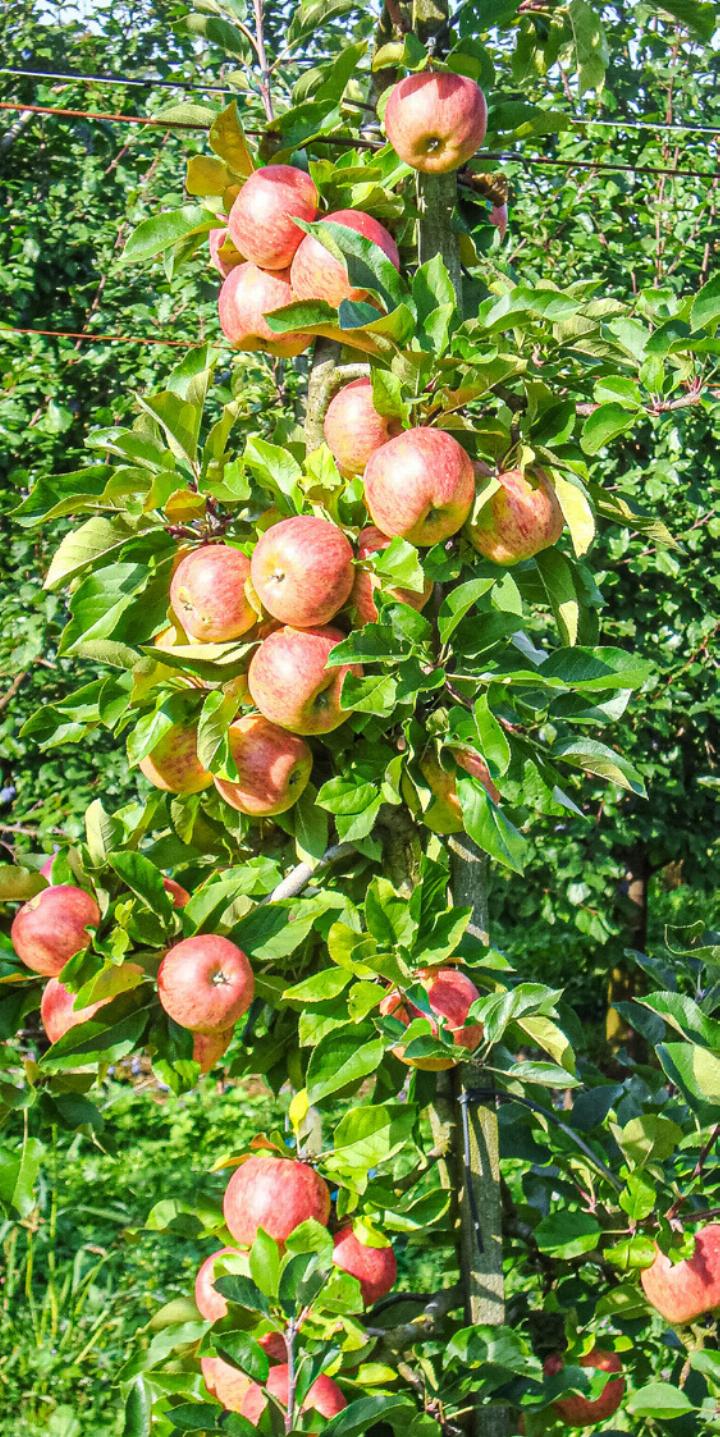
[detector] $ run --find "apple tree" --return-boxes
[2,1,720,1435]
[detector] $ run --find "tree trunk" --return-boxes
[409,0,507,1430]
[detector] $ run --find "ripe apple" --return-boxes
[12,885,100,977]
[219,262,311,358]
[385,72,487,174]
[163,876,190,908]
[195,1246,246,1322]
[323,379,402,477]
[333,1226,397,1305]
[248,625,360,736]
[290,208,400,308]
[40,977,110,1044]
[466,467,564,565]
[223,1155,330,1247]
[138,722,212,795]
[250,515,354,628]
[209,226,243,277]
[170,544,256,643]
[641,1225,720,1323]
[380,966,483,1070]
[157,934,254,1034]
[351,525,433,625]
[364,427,474,546]
[193,1028,233,1074]
[544,1349,625,1427]
[228,165,318,270]
[213,714,312,817]
[406,748,500,835]
[239,1364,346,1425]
[202,1356,255,1413]
[40,853,59,880]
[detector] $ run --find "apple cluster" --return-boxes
[195,1154,397,1421]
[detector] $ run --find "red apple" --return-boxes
[323,379,401,477]
[139,722,212,795]
[239,1364,346,1425]
[195,1246,245,1322]
[228,165,318,270]
[158,934,254,1034]
[407,748,499,835]
[223,1155,330,1247]
[202,1356,255,1413]
[333,1226,397,1305]
[163,876,191,908]
[40,977,110,1044]
[12,885,100,977]
[193,1028,233,1074]
[385,72,487,174]
[466,467,563,565]
[209,226,243,277]
[290,208,400,308]
[380,966,483,1070]
[218,262,312,358]
[251,516,354,628]
[364,427,474,546]
[351,525,433,625]
[170,544,256,643]
[641,1225,720,1324]
[544,1349,625,1427]
[248,625,360,736]
[40,853,59,880]
[259,1331,287,1362]
[213,714,312,817]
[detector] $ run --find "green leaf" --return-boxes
[306,1030,384,1103]
[658,0,717,41]
[474,695,510,774]
[457,777,527,875]
[568,0,609,93]
[109,851,173,916]
[551,473,595,557]
[691,271,720,331]
[323,1396,415,1435]
[534,1210,601,1257]
[284,969,350,1003]
[438,579,495,644]
[45,516,138,591]
[0,1138,44,1218]
[552,737,646,796]
[213,1272,270,1315]
[122,206,214,265]
[536,549,580,647]
[197,687,238,772]
[328,1104,417,1176]
[209,100,254,175]
[136,392,200,465]
[122,1377,151,1437]
[370,537,426,593]
[656,1042,720,1111]
[244,436,303,509]
[580,402,637,455]
[176,13,251,59]
[214,1331,270,1383]
[626,1382,695,1420]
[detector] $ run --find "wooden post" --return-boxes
[409,0,508,1430]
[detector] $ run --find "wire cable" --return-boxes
[6,65,720,140]
[0,326,207,348]
[2,103,718,178]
